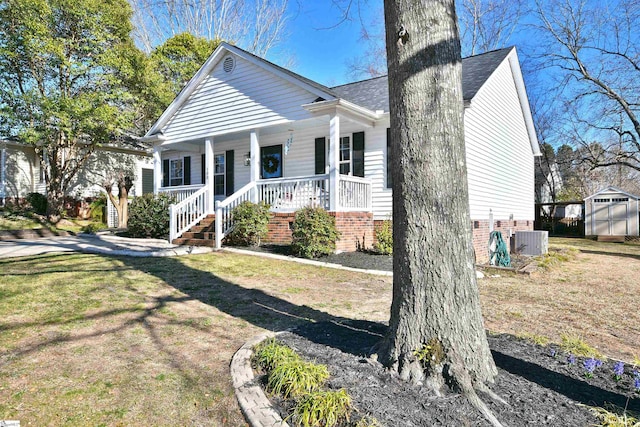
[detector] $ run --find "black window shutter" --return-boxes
[183,156,191,185]
[225,150,234,196]
[386,128,392,189]
[314,137,326,175]
[201,153,205,184]
[353,131,365,177]
[162,159,169,187]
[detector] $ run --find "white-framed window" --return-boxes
[214,153,225,196]
[339,136,351,175]
[170,158,183,186]
[38,155,45,183]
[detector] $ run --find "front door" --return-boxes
[261,145,283,179]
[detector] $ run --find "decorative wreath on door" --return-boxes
[263,154,280,174]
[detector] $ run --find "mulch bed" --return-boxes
[262,321,639,426]
[235,244,534,273]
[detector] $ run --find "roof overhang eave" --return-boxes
[302,99,383,126]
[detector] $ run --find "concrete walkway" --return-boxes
[0,233,215,259]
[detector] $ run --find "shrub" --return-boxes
[372,220,392,255]
[26,192,47,215]
[88,194,107,223]
[291,207,340,258]
[252,338,301,372]
[293,389,352,427]
[127,193,174,238]
[227,201,271,246]
[81,222,107,234]
[266,359,329,398]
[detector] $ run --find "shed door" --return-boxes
[594,199,610,234]
[611,201,628,235]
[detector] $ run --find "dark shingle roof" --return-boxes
[331,47,514,112]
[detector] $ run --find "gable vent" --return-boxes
[223,56,235,73]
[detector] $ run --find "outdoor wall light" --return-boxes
[244,152,251,166]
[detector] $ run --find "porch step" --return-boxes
[172,214,217,247]
[597,235,625,243]
[180,231,216,240]
[172,238,216,247]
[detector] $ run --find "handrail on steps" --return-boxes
[168,185,210,242]
[214,181,257,248]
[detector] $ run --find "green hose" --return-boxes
[488,231,511,267]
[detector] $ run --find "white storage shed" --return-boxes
[584,187,640,237]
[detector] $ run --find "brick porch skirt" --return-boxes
[264,211,533,262]
[263,211,374,252]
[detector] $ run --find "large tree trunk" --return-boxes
[379,0,497,403]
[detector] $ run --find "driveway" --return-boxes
[0,234,214,258]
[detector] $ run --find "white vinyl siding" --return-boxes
[464,58,535,222]
[161,54,320,142]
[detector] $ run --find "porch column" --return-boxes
[0,143,6,204]
[329,113,340,211]
[205,138,215,212]
[153,144,162,194]
[250,129,260,203]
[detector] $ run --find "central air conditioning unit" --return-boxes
[515,230,548,256]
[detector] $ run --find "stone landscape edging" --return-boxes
[230,332,290,427]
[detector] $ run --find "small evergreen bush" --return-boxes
[128,193,174,238]
[227,201,271,246]
[88,194,107,223]
[372,220,392,255]
[26,192,47,215]
[291,207,340,258]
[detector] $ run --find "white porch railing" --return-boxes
[256,175,330,211]
[339,175,372,211]
[159,184,204,203]
[215,181,258,248]
[167,174,372,247]
[169,185,210,242]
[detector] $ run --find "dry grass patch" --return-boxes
[479,237,640,361]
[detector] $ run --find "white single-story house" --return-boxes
[143,42,541,262]
[584,186,639,237]
[0,139,154,208]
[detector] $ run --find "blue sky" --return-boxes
[273,1,384,87]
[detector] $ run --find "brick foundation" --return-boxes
[373,218,534,264]
[263,211,374,252]
[264,213,533,261]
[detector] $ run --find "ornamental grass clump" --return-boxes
[561,333,605,359]
[252,338,301,372]
[293,389,352,427]
[266,359,330,398]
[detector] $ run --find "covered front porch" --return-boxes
[150,107,376,248]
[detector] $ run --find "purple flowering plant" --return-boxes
[567,354,576,366]
[613,361,624,381]
[634,370,640,393]
[583,358,601,378]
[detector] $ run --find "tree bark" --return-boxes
[379,0,497,395]
[104,175,133,228]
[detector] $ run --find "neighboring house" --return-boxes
[0,139,154,207]
[584,186,639,237]
[143,42,541,262]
